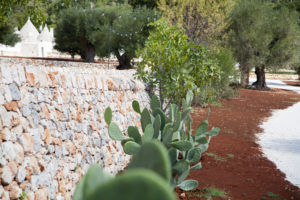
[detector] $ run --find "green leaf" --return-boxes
[128,141,171,181]
[128,126,141,144]
[152,108,166,130]
[173,109,181,131]
[181,107,191,121]
[123,141,141,155]
[150,95,161,110]
[206,108,210,120]
[104,107,112,125]
[177,180,198,191]
[196,136,208,144]
[185,90,194,106]
[190,162,202,170]
[171,141,193,151]
[195,120,208,136]
[187,148,201,163]
[141,108,152,132]
[168,148,178,166]
[207,128,220,136]
[142,124,154,143]
[108,122,127,141]
[172,161,189,175]
[153,115,161,139]
[73,164,113,200]
[87,169,176,200]
[132,100,141,114]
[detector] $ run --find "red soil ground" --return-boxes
[178,88,300,200]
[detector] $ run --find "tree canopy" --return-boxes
[227,0,300,88]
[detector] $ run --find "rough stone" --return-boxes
[9,82,21,101]
[1,166,13,185]
[20,133,34,153]
[3,101,18,111]
[7,181,22,199]
[16,166,26,183]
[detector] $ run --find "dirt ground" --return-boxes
[178,88,300,200]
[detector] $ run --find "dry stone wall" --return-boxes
[0,57,149,200]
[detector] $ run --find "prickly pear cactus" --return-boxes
[73,141,176,200]
[104,90,220,191]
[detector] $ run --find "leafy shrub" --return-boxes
[194,47,239,106]
[105,91,219,191]
[72,141,176,200]
[136,19,221,111]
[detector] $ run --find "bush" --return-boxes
[136,19,221,111]
[194,48,239,106]
[105,91,220,191]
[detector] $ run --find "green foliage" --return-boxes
[55,4,155,66]
[136,19,221,110]
[227,0,300,87]
[128,0,159,9]
[0,23,20,46]
[105,91,220,191]
[73,141,176,200]
[158,0,235,45]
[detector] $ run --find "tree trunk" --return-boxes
[84,46,95,63]
[252,66,268,90]
[115,51,132,70]
[240,63,250,87]
[296,66,300,80]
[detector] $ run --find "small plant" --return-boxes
[187,186,227,199]
[206,152,227,162]
[227,153,234,158]
[20,191,27,200]
[266,192,280,200]
[104,91,220,191]
[72,141,176,200]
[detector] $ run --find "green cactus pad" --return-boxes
[141,108,152,132]
[132,100,141,114]
[73,164,113,200]
[123,141,141,155]
[195,120,208,136]
[142,124,154,143]
[177,180,198,191]
[128,126,141,144]
[128,141,171,181]
[187,148,201,163]
[104,107,112,125]
[150,95,161,111]
[171,141,193,151]
[108,122,127,141]
[86,169,176,200]
[207,127,220,136]
[152,108,166,130]
[190,162,202,170]
[153,115,161,139]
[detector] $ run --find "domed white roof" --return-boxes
[37,25,53,42]
[19,17,39,42]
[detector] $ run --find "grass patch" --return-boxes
[206,153,227,162]
[227,154,234,158]
[266,192,280,200]
[210,101,223,107]
[290,97,300,100]
[266,71,297,75]
[187,186,227,199]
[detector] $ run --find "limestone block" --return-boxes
[20,133,34,153]
[3,101,18,112]
[1,166,13,185]
[1,65,13,84]
[9,83,21,101]
[1,128,17,142]
[17,65,26,84]
[4,85,12,102]
[34,188,48,200]
[16,165,26,183]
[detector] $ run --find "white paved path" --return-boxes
[254,79,300,187]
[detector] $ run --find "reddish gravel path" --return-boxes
[178,88,300,200]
